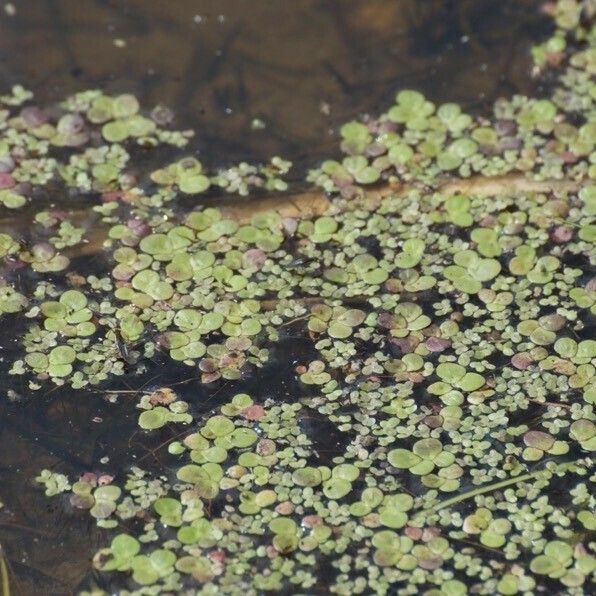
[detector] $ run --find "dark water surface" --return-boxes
[0,1,552,593]
[0,0,550,173]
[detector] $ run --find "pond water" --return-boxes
[0,0,549,173]
[1,1,592,595]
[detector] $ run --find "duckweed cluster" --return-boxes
[0,0,593,593]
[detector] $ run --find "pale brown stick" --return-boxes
[0,175,582,260]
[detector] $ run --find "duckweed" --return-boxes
[7,1,596,593]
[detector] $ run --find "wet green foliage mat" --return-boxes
[0,0,595,594]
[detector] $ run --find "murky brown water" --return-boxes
[0,0,550,172]
[0,1,552,593]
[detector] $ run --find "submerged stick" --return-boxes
[0,174,582,261]
[218,174,581,223]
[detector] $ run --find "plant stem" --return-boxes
[0,551,10,596]
[429,470,544,512]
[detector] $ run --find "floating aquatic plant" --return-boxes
[1,0,593,593]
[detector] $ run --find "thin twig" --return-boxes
[428,470,544,512]
[0,174,582,262]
